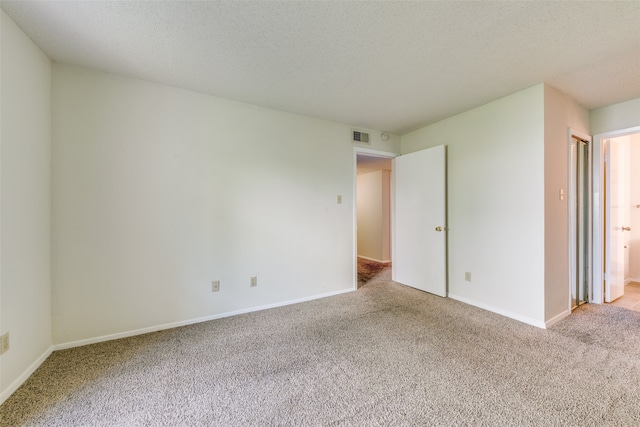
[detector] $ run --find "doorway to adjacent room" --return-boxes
[355,152,393,288]
[602,131,640,308]
[592,127,640,309]
[353,145,447,296]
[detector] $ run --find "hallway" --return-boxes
[609,282,640,312]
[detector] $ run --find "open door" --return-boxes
[393,145,446,297]
[605,136,630,302]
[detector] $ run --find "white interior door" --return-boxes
[605,137,630,302]
[393,145,446,297]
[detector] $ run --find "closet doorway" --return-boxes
[569,130,592,310]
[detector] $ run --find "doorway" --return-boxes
[355,152,393,288]
[603,131,640,308]
[353,145,447,296]
[592,127,640,308]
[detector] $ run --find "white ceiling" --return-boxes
[2,1,639,134]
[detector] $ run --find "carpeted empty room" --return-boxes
[2,2,640,426]
[2,277,639,426]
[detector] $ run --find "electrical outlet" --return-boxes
[250,276,258,287]
[211,280,220,292]
[1,332,9,355]
[465,272,472,282]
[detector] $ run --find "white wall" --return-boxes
[630,134,640,282]
[590,97,640,136]
[543,85,589,322]
[51,64,396,345]
[400,85,546,326]
[1,11,52,402]
[356,170,390,262]
[381,170,390,262]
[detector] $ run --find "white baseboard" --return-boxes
[0,346,53,406]
[357,255,391,263]
[626,277,640,285]
[544,309,571,328]
[448,293,546,329]
[2,289,354,405]
[54,288,354,351]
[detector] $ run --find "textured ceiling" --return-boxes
[2,1,639,134]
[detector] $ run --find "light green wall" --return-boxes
[591,97,640,135]
[1,11,52,402]
[401,85,546,326]
[51,63,379,345]
[543,85,589,323]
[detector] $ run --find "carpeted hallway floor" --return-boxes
[2,277,640,426]
[610,282,640,312]
[357,258,391,288]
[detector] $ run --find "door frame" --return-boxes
[592,126,640,304]
[353,148,398,289]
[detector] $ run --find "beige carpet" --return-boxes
[2,279,640,426]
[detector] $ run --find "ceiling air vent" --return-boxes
[352,129,370,144]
